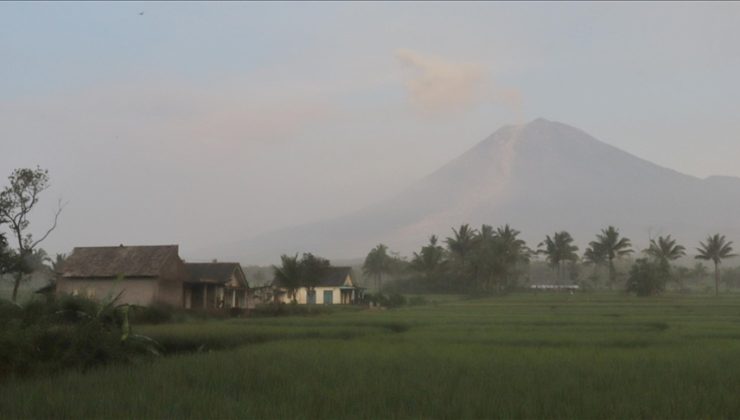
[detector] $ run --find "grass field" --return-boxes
[2,293,740,419]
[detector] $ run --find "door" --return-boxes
[323,290,333,305]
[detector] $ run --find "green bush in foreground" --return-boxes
[0,294,159,379]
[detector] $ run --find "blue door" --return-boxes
[323,290,333,304]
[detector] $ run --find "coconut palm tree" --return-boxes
[51,253,67,272]
[272,254,302,303]
[644,235,686,276]
[411,235,447,286]
[582,242,606,284]
[538,231,579,284]
[583,243,606,266]
[696,234,737,296]
[363,244,393,293]
[590,226,633,288]
[495,224,531,288]
[645,235,686,266]
[445,224,478,268]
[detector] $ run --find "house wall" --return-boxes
[277,287,347,304]
[56,278,159,306]
[156,254,188,307]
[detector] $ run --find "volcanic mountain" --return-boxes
[216,118,740,263]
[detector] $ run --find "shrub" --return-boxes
[129,304,173,324]
[0,295,160,379]
[626,259,668,296]
[364,293,408,308]
[387,293,407,308]
[408,296,428,306]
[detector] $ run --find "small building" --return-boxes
[184,262,251,310]
[529,284,580,292]
[56,244,253,310]
[57,245,187,307]
[273,266,362,305]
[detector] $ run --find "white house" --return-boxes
[272,267,362,304]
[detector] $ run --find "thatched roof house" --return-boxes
[57,245,187,306]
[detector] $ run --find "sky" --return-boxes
[2,2,740,260]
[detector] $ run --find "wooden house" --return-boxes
[184,262,251,309]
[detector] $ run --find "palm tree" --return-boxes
[696,234,737,296]
[644,235,686,276]
[495,224,530,289]
[645,235,686,266]
[272,254,302,303]
[363,244,393,293]
[299,253,330,302]
[538,231,579,284]
[590,226,633,288]
[411,235,447,285]
[51,253,67,272]
[583,243,606,265]
[445,224,478,268]
[583,242,606,284]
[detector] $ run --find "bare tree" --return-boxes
[0,167,64,301]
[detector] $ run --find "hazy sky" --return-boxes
[2,2,740,260]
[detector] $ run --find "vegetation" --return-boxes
[272,253,330,303]
[645,235,686,288]
[589,226,633,288]
[362,244,395,293]
[409,235,447,289]
[0,293,159,379]
[5,294,740,418]
[538,231,579,284]
[696,234,737,296]
[625,258,667,296]
[0,167,63,301]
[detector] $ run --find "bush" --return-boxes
[408,296,428,306]
[364,293,408,309]
[0,295,159,379]
[626,259,668,296]
[129,304,173,324]
[251,303,334,317]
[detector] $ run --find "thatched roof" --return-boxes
[185,262,247,287]
[273,266,353,288]
[60,245,179,278]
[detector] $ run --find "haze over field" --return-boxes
[2,2,740,262]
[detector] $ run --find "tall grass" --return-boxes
[3,293,740,418]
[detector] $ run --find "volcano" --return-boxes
[215,118,740,263]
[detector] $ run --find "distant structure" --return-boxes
[184,262,250,309]
[529,284,580,292]
[271,266,363,304]
[56,244,252,310]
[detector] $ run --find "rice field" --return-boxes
[2,293,740,419]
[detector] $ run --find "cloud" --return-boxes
[395,48,522,117]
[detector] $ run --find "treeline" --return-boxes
[361,224,737,296]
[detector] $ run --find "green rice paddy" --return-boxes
[2,293,740,419]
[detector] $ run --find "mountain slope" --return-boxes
[212,118,740,263]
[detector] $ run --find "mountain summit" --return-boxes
[216,119,740,263]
